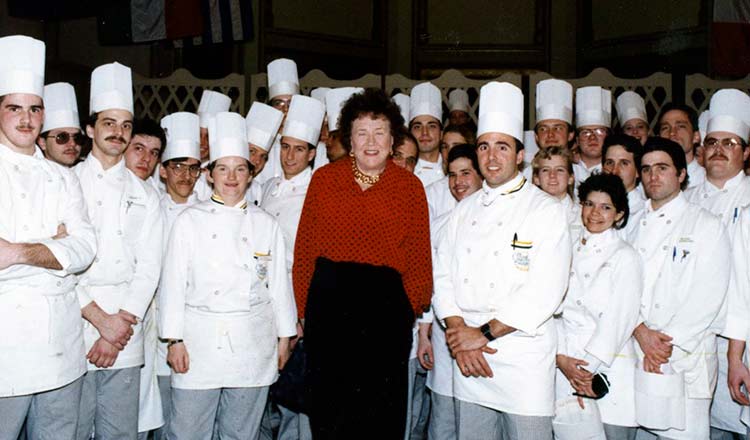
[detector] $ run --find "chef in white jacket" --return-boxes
[256,58,299,186]
[629,137,730,439]
[74,62,164,440]
[534,79,575,150]
[411,82,446,187]
[574,87,612,188]
[553,173,642,440]
[159,111,297,440]
[0,35,97,440]
[682,89,750,440]
[432,82,571,440]
[423,144,484,440]
[530,146,583,243]
[260,95,323,440]
[245,102,284,207]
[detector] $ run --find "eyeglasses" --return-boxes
[578,128,608,138]
[46,132,86,145]
[704,137,743,151]
[166,162,202,177]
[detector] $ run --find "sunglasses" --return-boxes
[46,132,86,146]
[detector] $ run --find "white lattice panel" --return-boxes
[249,70,381,104]
[685,73,750,114]
[133,68,245,120]
[529,68,671,131]
[385,69,523,123]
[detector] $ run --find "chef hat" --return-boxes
[393,93,410,128]
[310,87,330,105]
[522,130,539,164]
[0,35,45,98]
[160,112,200,162]
[477,82,524,141]
[90,62,133,115]
[616,91,647,126]
[246,102,284,151]
[706,88,750,142]
[410,82,442,123]
[197,90,231,128]
[535,79,573,124]
[267,58,299,99]
[42,82,80,133]
[448,89,470,113]
[576,86,611,128]
[281,95,325,145]
[208,112,248,163]
[698,110,709,143]
[326,87,364,132]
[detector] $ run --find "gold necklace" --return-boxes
[352,158,381,185]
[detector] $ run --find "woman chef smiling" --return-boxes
[158,112,297,440]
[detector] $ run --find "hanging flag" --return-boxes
[712,0,750,76]
[178,0,254,47]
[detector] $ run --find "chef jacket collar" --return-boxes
[580,227,618,247]
[480,172,525,206]
[0,142,45,164]
[210,193,248,209]
[645,191,687,218]
[271,166,312,197]
[416,155,443,171]
[85,152,127,177]
[704,170,746,193]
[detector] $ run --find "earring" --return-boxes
[349,151,354,157]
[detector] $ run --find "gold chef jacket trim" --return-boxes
[503,177,526,196]
[211,193,248,209]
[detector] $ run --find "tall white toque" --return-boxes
[0,35,45,98]
[160,112,200,162]
[576,86,611,128]
[267,58,299,99]
[282,95,325,145]
[477,82,524,142]
[393,93,410,128]
[208,112,248,163]
[42,82,80,132]
[706,88,750,142]
[536,79,573,124]
[197,90,231,128]
[410,82,442,122]
[326,87,364,132]
[616,91,647,125]
[698,110,709,144]
[448,89,470,113]
[90,62,133,115]
[310,87,330,105]
[245,102,284,152]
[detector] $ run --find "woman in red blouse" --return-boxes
[293,88,433,439]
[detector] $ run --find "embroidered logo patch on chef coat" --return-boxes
[254,252,271,281]
[511,235,532,271]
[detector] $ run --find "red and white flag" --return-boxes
[712,0,750,76]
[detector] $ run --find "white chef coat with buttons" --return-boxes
[0,144,97,397]
[687,159,706,189]
[414,156,445,188]
[433,173,572,416]
[631,193,729,401]
[425,176,456,221]
[245,179,263,207]
[685,171,750,434]
[556,228,642,427]
[158,200,297,389]
[74,154,164,371]
[260,166,312,268]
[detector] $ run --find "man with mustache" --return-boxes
[683,89,750,440]
[38,82,86,167]
[73,62,164,440]
[0,35,97,440]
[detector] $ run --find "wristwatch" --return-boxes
[167,339,184,347]
[480,322,496,342]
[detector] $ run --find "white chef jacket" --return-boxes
[245,180,263,207]
[561,195,584,245]
[74,155,164,370]
[260,166,312,268]
[687,159,706,189]
[685,171,750,434]
[555,228,642,427]
[0,144,97,397]
[414,156,445,188]
[573,162,602,189]
[433,173,571,416]
[254,135,282,186]
[631,193,729,400]
[425,176,456,221]
[158,200,297,389]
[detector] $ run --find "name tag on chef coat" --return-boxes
[511,236,533,271]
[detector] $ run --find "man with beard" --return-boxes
[73,62,163,440]
[38,82,86,167]
[684,89,750,440]
[573,86,611,189]
[657,103,705,188]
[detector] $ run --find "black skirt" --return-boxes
[304,257,415,440]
